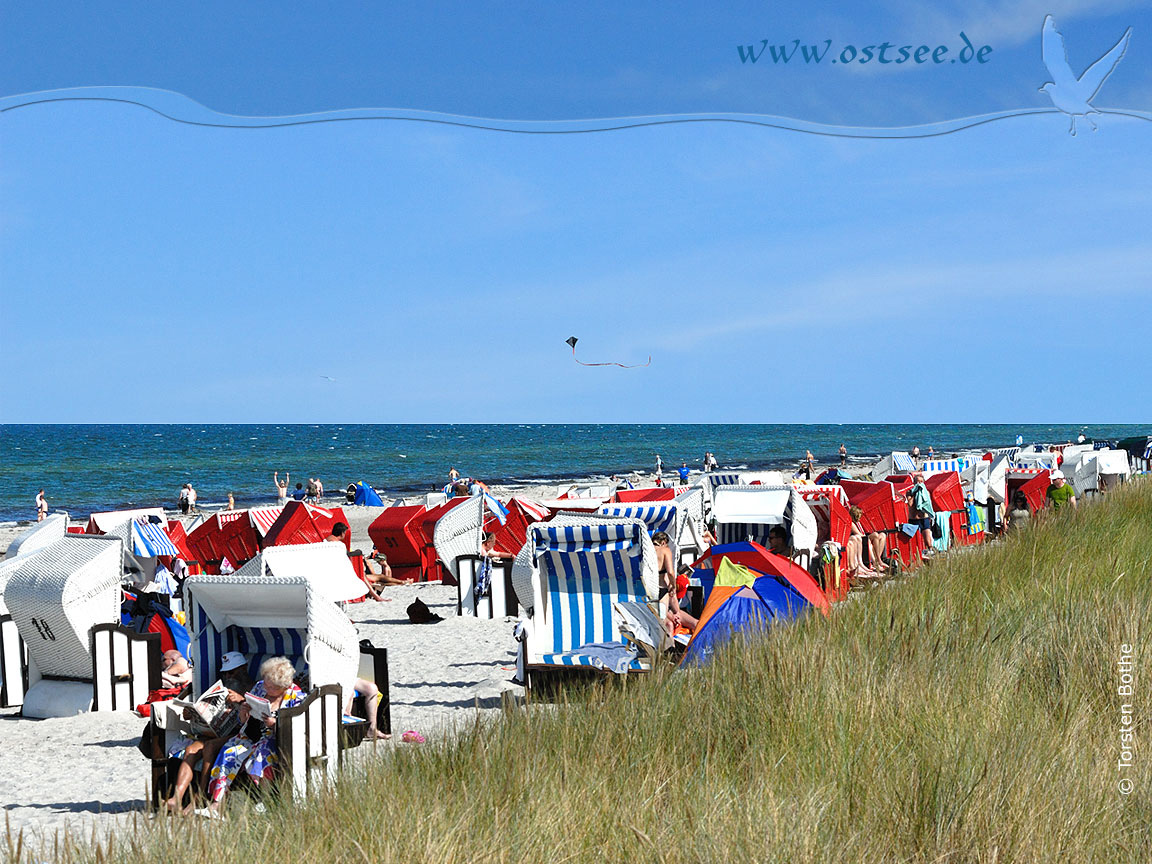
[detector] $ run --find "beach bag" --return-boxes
[407,597,443,624]
[931,521,943,540]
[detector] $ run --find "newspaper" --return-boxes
[171,680,240,738]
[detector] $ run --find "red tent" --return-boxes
[263,501,351,551]
[614,487,676,503]
[925,471,964,512]
[692,541,830,616]
[367,505,427,582]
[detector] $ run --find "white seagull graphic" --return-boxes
[1040,15,1132,135]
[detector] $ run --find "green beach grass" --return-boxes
[13,481,1151,863]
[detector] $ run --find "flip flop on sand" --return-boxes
[400,730,425,744]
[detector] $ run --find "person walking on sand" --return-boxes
[678,463,690,486]
[36,489,48,522]
[187,483,198,514]
[839,444,847,468]
[178,484,190,515]
[912,445,921,466]
[274,471,289,503]
[314,478,324,503]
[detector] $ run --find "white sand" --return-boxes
[0,582,521,845]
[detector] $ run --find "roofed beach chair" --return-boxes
[148,572,376,802]
[0,557,30,707]
[514,518,659,691]
[232,542,368,604]
[3,535,123,717]
[433,494,483,587]
[712,485,818,568]
[5,512,69,561]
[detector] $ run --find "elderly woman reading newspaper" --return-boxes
[199,656,304,816]
[164,651,253,814]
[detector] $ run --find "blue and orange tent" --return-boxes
[691,541,830,615]
[680,559,811,666]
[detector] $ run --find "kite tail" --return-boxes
[571,346,651,368]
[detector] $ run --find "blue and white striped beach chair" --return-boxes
[518,519,659,685]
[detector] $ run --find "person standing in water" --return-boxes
[36,489,48,522]
[274,471,289,503]
[839,444,847,467]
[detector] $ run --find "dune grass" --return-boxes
[14,482,1152,863]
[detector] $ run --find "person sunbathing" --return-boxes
[200,656,305,816]
[652,532,697,635]
[364,550,404,598]
[346,678,389,740]
[160,649,194,690]
[165,652,253,814]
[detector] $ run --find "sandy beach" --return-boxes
[0,510,524,845]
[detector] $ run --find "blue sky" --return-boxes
[1,2,1150,422]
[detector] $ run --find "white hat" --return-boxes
[1050,470,1064,480]
[219,651,248,672]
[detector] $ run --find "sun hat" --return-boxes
[219,651,248,672]
[1050,470,1065,480]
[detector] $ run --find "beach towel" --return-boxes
[474,557,492,601]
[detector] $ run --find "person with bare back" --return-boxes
[274,471,289,504]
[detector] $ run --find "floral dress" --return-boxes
[207,680,305,801]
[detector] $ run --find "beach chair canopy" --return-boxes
[711,485,818,553]
[5,513,69,560]
[3,535,122,680]
[86,507,167,535]
[795,487,851,547]
[263,501,346,549]
[871,452,916,482]
[614,487,676,503]
[103,517,182,559]
[233,542,367,603]
[433,494,484,580]
[519,518,657,671]
[925,472,965,512]
[1064,448,1130,496]
[184,573,360,700]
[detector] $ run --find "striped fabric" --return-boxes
[540,652,644,670]
[534,523,648,657]
[235,627,307,680]
[132,519,181,557]
[990,447,1020,462]
[1008,467,1049,475]
[921,458,971,475]
[716,522,774,546]
[596,504,677,536]
[707,473,742,492]
[249,507,283,536]
[893,453,917,473]
[797,485,848,505]
[511,497,551,521]
[218,511,247,525]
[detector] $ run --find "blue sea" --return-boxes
[1,424,1147,524]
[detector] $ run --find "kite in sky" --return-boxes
[565,336,651,368]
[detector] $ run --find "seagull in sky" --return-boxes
[1040,15,1132,135]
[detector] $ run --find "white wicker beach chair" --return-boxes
[516,518,658,688]
[434,495,484,586]
[4,512,69,561]
[0,556,30,707]
[3,535,123,717]
[233,542,368,604]
[165,573,361,801]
